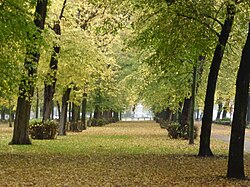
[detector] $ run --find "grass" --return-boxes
[0,121,250,186]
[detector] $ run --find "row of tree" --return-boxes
[0,0,250,180]
[110,0,250,179]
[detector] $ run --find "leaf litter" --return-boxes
[0,121,250,186]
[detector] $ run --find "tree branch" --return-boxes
[59,0,67,20]
[80,4,102,30]
[177,13,220,38]
[201,13,223,27]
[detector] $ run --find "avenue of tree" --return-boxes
[0,0,250,180]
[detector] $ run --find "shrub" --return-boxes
[29,119,58,140]
[159,120,170,129]
[91,118,108,126]
[109,117,119,123]
[214,118,231,125]
[166,122,198,140]
[154,117,160,123]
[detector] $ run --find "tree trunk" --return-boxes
[227,22,250,179]
[9,0,48,145]
[50,101,53,119]
[68,102,72,122]
[42,0,66,121]
[196,109,200,120]
[247,95,250,123]
[114,112,119,122]
[43,81,56,121]
[216,102,223,120]
[109,110,113,119]
[58,87,71,136]
[119,112,122,120]
[57,101,61,118]
[165,108,172,121]
[222,100,229,119]
[35,87,39,119]
[189,66,197,145]
[199,4,236,157]
[94,105,101,119]
[181,98,191,127]
[1,107,6,121]
[71,102,80,131]
[103,111,110,120]
[88,112,92,126]
[9,99,12,127]
[81,93,87,130]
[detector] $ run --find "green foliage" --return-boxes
[29,119,58,139]
[166,122,198,140]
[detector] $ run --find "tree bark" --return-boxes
[88,112,92,126]
[1,107,6,121]
[71,102,80,131]
[114,112,119,122]
[57,101,61,119]
[181,98,191,127]
[43,0,67,122]
[51,101,54,119]
[68,102,72,122]
[35,87,39,119]
[81,93,87,130]
[227,22,250,180]
[189,66,197,145]
[8,99,12,127]
[198,3,236,157]
[103,111,110,120]
[216,102,223,120]
[222,100,229,119]
[94,105,101,119]
[9,0,48,145]
[58,87,71,136]
[247,95,250,123]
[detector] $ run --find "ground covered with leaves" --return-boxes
[1,121,250,186]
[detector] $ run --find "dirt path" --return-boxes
[210,123,250,153]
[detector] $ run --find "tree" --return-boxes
[9,0,48,145]
[58,86,71,136]
[81,92,87,130]
[199,1,237,157]
[247,95,250,123]
[43,0,67,122]
[227,22,250,179]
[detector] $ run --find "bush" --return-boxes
[159,120,170,129]
[29,119,58,140]
[154,117,160,123]
[214,118,231,125]
[91,118,108,126]
[166,122,198,140]
[109,117,119,123]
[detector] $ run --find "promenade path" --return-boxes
[210,123,250,153]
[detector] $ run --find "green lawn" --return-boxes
[0,121,250,186]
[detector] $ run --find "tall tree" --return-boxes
[43,0,67,121]
[9,0,48,145]
[198,1,236,156]
[58,87,71,136]
[227,22,250,179]
[247,95,250,123]
[81,92,87,130]
[216,99,223,120]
